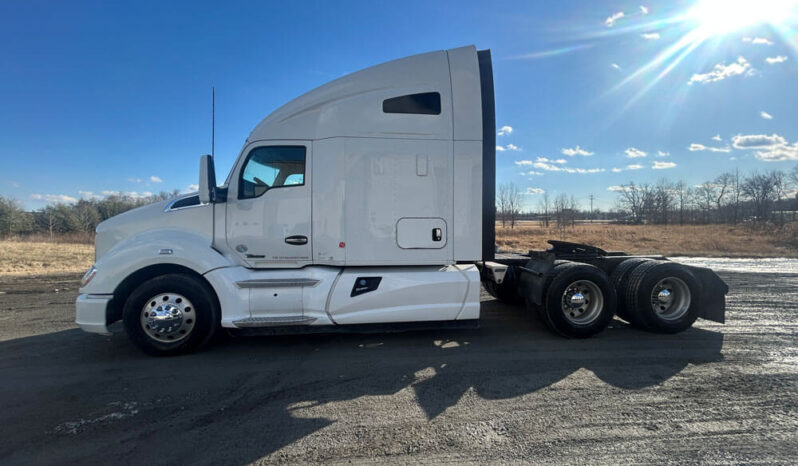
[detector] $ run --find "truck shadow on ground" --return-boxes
[0,299,724,464]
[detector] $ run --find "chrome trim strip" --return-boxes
[235,278,320,288]
[232,316,317,328]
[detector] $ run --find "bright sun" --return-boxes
[688,0,796,36]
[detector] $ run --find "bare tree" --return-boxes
[772,170,786,224]
[673,181,691,225]
[496,184,509,228]
[742,171,777,221]
[713,172,732,222]
[729,168,743,224]
[616,182,652,224]
[537,192,550,228]
[506,183,522,229]
[695,182,716,223]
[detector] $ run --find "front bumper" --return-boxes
[75,294,113,335]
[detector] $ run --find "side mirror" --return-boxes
[198,154,217,204]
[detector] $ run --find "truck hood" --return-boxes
[95,194,212,260]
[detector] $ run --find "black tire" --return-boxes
[624,261,701,333]
[484,268,522,305]
[609,258,653,325]
[538,263,616,338]
[122,273,220,356]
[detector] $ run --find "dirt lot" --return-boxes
[0,269,796,464]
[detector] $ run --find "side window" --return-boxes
[239,146,306,199]
[383,92,441,115]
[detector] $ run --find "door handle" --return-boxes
[285,235,308,245]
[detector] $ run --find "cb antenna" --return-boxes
[211,87,215,159]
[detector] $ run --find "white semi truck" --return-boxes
[76,46,728,355]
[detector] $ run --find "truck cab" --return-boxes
[77,46,496,355]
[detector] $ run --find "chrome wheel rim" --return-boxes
[561,280,604,326]
[650,277,691,321]
[140,293,195,343]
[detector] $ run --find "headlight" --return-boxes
[81,266,97,288]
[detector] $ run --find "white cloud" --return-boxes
[731,133,797,161]
[756,143,798,161]
[656,151,670,157]
[525,170,544,176]
[536,157,567,164]
[127,177,142,183]
[607,185,631,192]
[688,57,753,85]
[688,143,731,153]
[742,37,774,45]
[611,63,621,70]
[77,190,103,200]
[652,161,676,169]
[498,144,520,152]
[532,161,605,174]
[187,184,199,192]
[561,145,594,156]
[641,33,660,40]
[731,133,787,149]
[150,175,163,183]
[496,145,505,152]
[100,190,154,199]
[612,164,644,172]
[766,55,788,64]
[605,11,624,27]
[625,147,647,158]
[760,111,773,120]
[712,134,722,142]
[514,160,532,166]
[10,181,20,188]
[524,187,545,195]
[31,193,78,204]
[497,125,513,136]
[640,5,649,14]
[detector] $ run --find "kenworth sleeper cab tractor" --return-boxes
[76,46,728,355]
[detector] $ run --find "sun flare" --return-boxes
[687,0,796,36]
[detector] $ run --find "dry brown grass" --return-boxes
[0,241,93,276]
[1,223,795,276]
[497,222,798,258]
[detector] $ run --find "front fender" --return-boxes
[80,228,234,294]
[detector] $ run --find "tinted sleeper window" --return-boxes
[382,92,441,115]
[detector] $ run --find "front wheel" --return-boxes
[122,274,220,356]
[536,263,616,338]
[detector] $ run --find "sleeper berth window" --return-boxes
[382,92,441,115]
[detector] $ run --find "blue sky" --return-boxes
[1,0,796,210]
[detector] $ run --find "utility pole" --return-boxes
[588,194,595,221]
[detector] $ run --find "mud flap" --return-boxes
[517,258,555,306]
[687,266,729,323]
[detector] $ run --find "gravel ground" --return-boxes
[0,268,796,464]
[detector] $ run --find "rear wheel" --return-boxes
[536,263,616,338]
[624,261,701,333]
[122,273,220,356]
[609,258,653,325]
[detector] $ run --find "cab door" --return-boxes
[226,142,312,268]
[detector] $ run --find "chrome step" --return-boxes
[232,316,317,328]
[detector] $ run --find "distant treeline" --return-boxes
[499,165,798,227]
[0,191,182,239]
